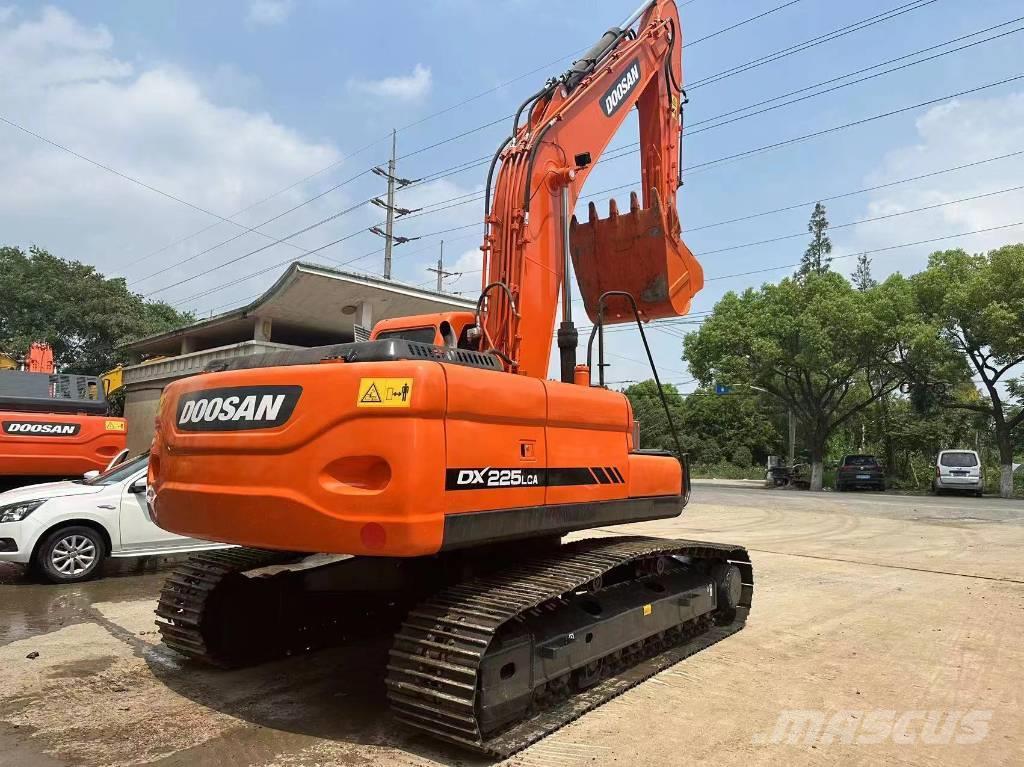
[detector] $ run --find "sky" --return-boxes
[2,0,1023,391]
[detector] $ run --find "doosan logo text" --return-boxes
[175,385,302,432]
[602,59,641,117]
[3,421,80,436]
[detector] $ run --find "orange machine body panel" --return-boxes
[149,359,683,557]
[0,410,127,476]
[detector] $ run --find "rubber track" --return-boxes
[386,535,753,757]
[155,547,301,667]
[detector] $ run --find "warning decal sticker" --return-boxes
[357,378,413,408]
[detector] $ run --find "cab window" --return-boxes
[940,452,978,468]
[375,327,437,344]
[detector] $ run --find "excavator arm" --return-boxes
[481,0,703,379]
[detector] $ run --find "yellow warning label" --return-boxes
[105,420,126,432]
[357,378,414,408]
[642,604,652,617]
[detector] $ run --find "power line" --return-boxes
[147,200,372,297]
[687,0,940,90]
[685,0,805,47]
[704,221,1024,282]
[696,184,1024,258]
[685,150,1024,233]
[129,170,375,285]
[686,15,1024,131]
[0,113,278,236]
[595,72,1024,175]
[387,22,1024,228]
[129,0,797,269]
[168,74,1024,311]
[130,1,958,293]
[686,21,1024,137]
[154,44,1022,307]
[171,220,484,307]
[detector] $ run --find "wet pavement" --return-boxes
[0,558,185,647]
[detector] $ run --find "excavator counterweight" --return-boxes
[149,0,752,755]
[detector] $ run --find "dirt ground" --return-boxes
[1,483,1021,767]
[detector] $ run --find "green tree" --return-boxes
[0,245,193,375]
[622,381,782,467]
[675,388,781,466]
[852,253,877,291]
[911,245,1024,497]
[795,202,832,281]
[684,272,912,490]
[622,380,686,456]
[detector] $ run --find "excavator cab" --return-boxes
[370,311,478,349]
[571,188,703,324]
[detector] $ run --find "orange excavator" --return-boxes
[0,342,126,488]
[149,0,752,755]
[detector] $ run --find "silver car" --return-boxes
[933,450,983,497]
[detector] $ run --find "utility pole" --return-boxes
[370,129,421,279]
[382,130,397,279]
[426,240,459,292]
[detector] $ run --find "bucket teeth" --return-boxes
[588,201,598,224]
[629,191,640,213]
[649,186,663,213]
[608,198,619,218]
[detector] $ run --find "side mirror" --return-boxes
[83,470,101,481]
[128,477,147,494]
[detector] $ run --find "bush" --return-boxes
[730,446,753,467]
[690,461,765,480]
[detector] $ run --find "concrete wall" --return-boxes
[122,340,298,456]
[123,385,164,455]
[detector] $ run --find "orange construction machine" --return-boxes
[0,343,126,488]
[150,0,752,755]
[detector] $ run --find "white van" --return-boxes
[933,450,983,496]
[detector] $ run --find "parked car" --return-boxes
[933,449,983,497]
[835,454,885,491]
[0,454,230,583]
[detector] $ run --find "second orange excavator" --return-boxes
[149,0,752,755]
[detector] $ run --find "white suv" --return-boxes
[0,454,230,583]
[933,450,983,497]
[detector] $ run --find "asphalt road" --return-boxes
[693,481,1024,522]
[1,483,1021,767]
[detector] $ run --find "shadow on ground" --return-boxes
[145,637,492,766]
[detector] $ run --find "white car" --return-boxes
[0,454,230,583]
[932,449,984,496]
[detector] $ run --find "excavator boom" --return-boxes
[480,0,703,377]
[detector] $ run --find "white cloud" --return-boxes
[349,64,432,102]
[0,7,15,24]
[839,91,1024,280]
[246,0,294,26]
[0,7,344,308]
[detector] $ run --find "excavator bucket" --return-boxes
[570,188,704,324]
